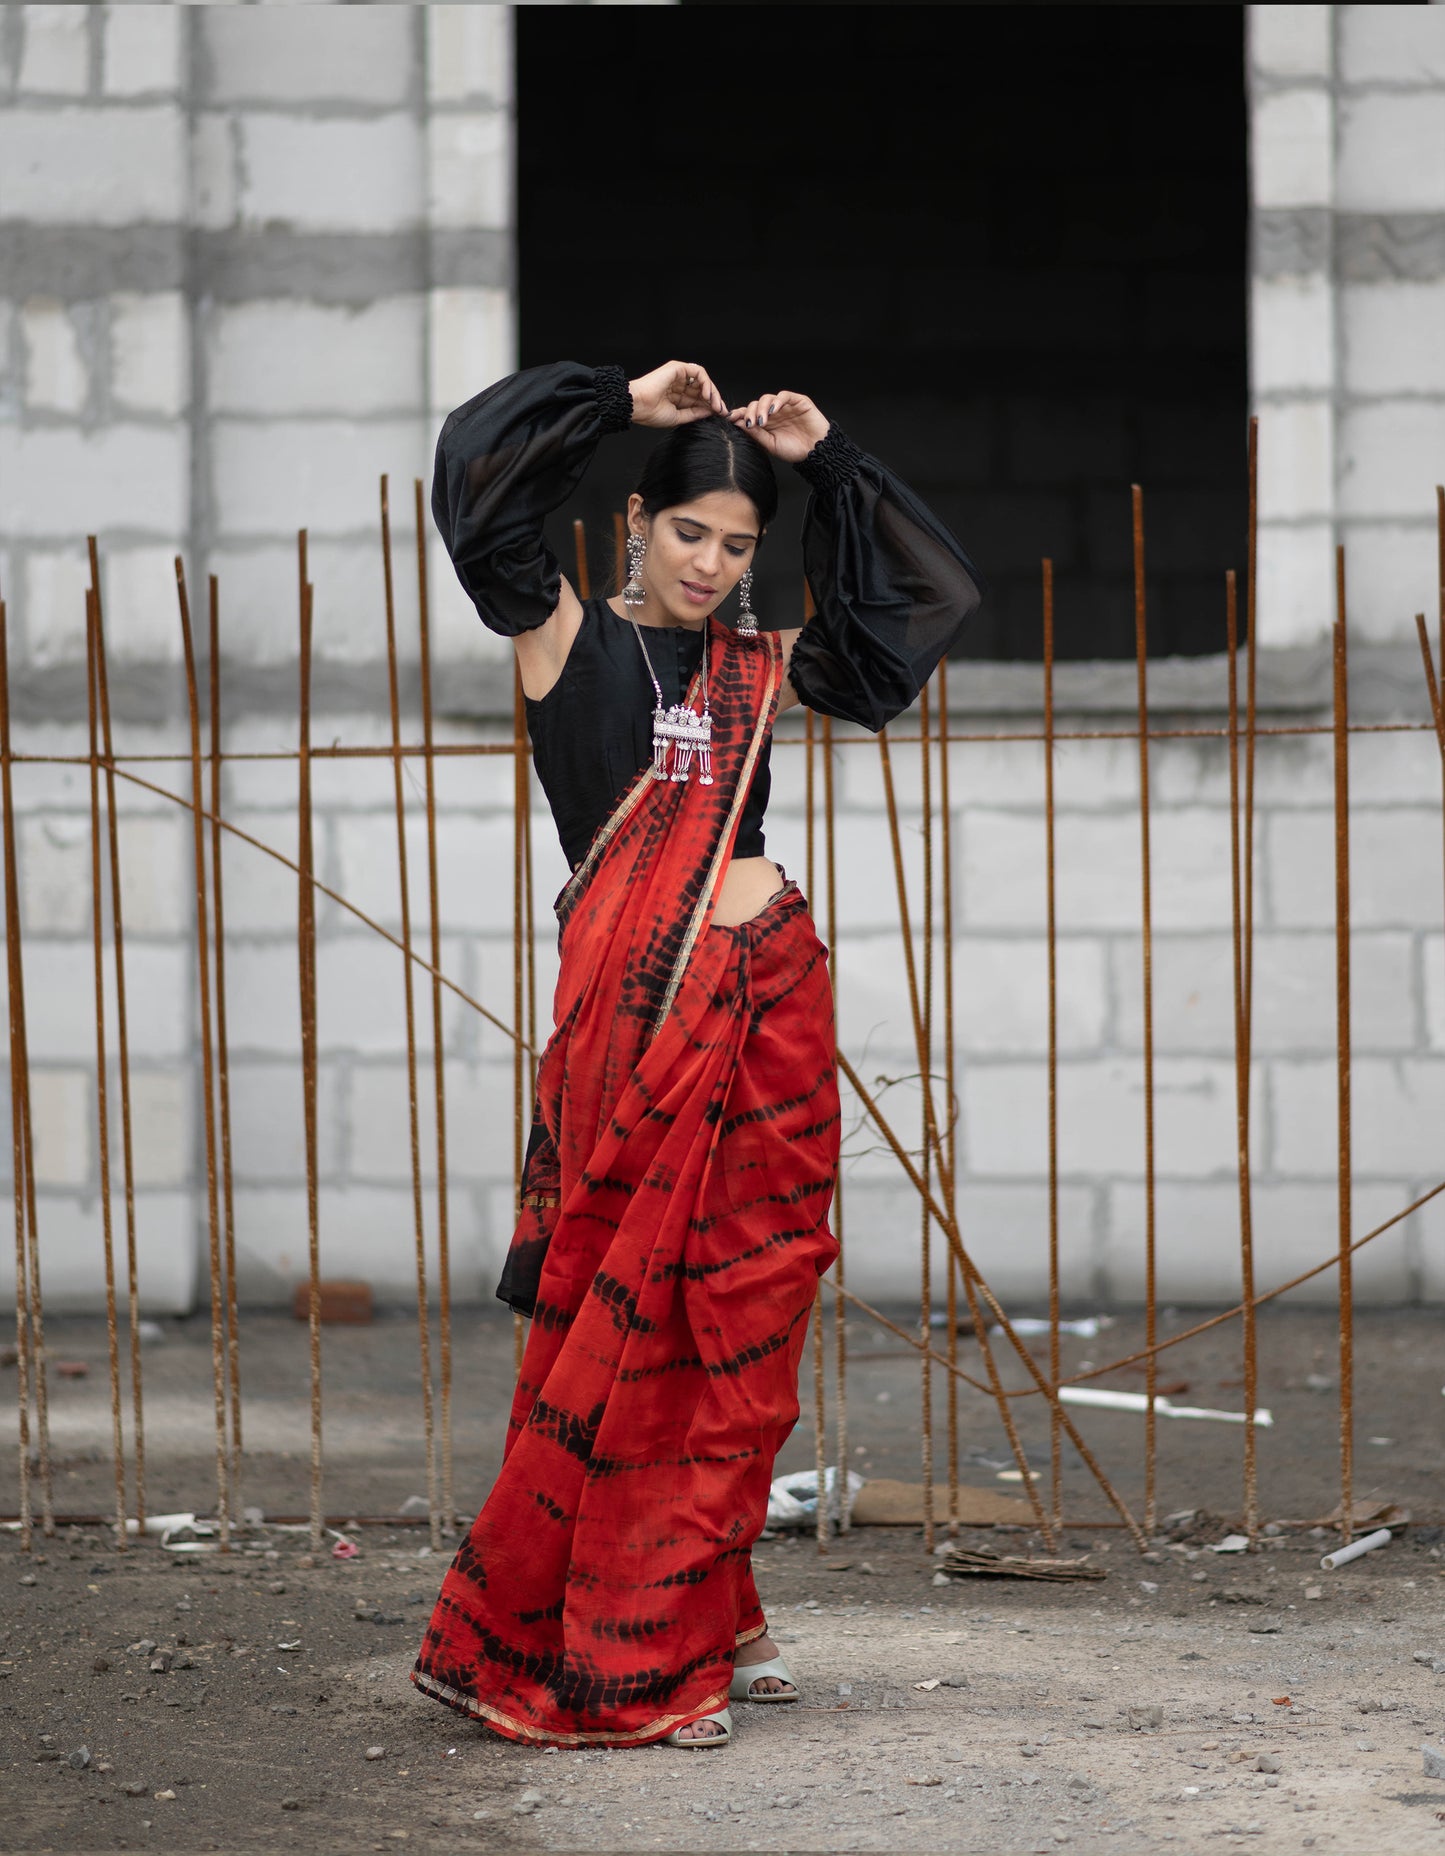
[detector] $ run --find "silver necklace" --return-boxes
[629,618,714,786]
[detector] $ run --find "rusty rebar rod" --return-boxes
[0,599,35,1549]
[88,544,147,1532]
[416,478,456,1527]
[84,589,127,1551]
[380,479,442,1552]
[1131,485,1159,1536]
[1227,571,1260,1543]
[512,658,528,1382]
[918,681,936,1553]
[174,558,232,1553]
[295,542,324,1553]
[1042,560,1063,1534]
[208,578,243,1504]
[937,653,961,1533]
[1333,548,1354,1545]
[822,711,849,1530]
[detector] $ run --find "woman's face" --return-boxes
[629,489,760,626]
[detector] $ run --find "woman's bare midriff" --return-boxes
[714,856,785,928]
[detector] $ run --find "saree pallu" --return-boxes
[413,623,841,1745]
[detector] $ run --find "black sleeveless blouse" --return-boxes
[526,600,770,869]
[431,362,985,869]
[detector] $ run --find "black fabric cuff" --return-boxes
[795,423,865,493]
[594,364,634,434]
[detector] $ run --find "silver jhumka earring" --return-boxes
[735,566,758,640]
[623,532,646,608]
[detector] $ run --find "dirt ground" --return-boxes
[4,1305,1445,1854]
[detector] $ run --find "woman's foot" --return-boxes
[733,1631,797,1699]
[672,1713,730,1743]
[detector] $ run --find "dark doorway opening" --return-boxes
[515,8,1247,662]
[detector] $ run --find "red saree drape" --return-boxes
[413,623,840,1745]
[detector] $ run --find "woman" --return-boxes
[412,358,982,1748]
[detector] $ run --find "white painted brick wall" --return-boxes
[0,1189,195,1315]
[121,1068,192,1191]
[1265,806,1445,930]
[189,113,237,231]
[427,6,512,106]
[1337,93,1445,213]
[427,113,510,230]
[30,1068,93,1188]
[101,547,186,664]
[1335,522,1445,645]
[1251,88,1334,210]
[1253,522,1336,649]
[210,418,428,539]
[19,814,91,935]
[111,292,189,419]
[0,426,188,538]
[1338,402,1445,522]
[1342,282,1445,396]
[1249,4,1332,80]
[1272,1056,1445,1177]
[1254,399,1333,523]
[1250,277,1334,393]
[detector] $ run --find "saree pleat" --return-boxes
[413,625,841,1745]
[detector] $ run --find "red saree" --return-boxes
[412,622,840,1745]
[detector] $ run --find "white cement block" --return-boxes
[1253,521,1337,647]
[0,106,185,224]
[959,808,1048,929]
[209,299,424,418]
[1271,1056,1445,1180]
[101,546,185,663]
[1338,92,1445,212]
[110,291,188,418]
[1254,397,1333,523]
[210,418,427,540]
[1251,87,1334,210]
[427,111,510,230]
[1340,4,1445,84]
[22,547,91,667]
[120,1067,191,1190]
[831,1178,1099,1307]
[212,812,306,934]
[21,941,188,1062]
[202,6,415,105]
[953,935,1108,1055]
[220,942,305,1058]
[427,5,511,105]
[315,934,467,1057]
[1337,520,1445,644]
[334,811,520,937]
[1265,805,1445,929]
[0,1188,196,1316]
[17,6,88,95]
[427,288,514,426]
[189,113,237,232]
[230,1183,472,1307]
[827,811,927,934]
[1113,929,1415,1056]
[104,6,183,97]
[1103,1179,1411,1305]
[22,298,87,415]
[236,114,424,234]
[1347,727,1445,803]
[1249,5,1332,80]
[203,538,397,667]
[19,813,90,934]
[114,813,187,936]
[1250,276,1333,393]
[1426,932,1445,1050]
[0,426,187,540]
[1343,281,1445,396]
[30,1067,92,1188]
[962,1056,1241,1182]
[343,1058,512,1185]
[224,1060,342,1184]
[1339,401,1445,522]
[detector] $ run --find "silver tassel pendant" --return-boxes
[651,702,714,785]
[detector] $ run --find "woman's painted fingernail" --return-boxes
[745,418,753,428]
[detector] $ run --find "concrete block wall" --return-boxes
[1250,4,1445,645]
[0,4,1441,1320]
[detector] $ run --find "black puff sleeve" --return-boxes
[787,425,985,731]
[431,361,633,636]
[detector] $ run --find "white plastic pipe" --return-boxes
[1320,1526,1392,1571]
[1058,1386,1274,1426]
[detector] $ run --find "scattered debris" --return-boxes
[1209,1535,1251,1554]
[121,1781,146,1797]
[55,1360,89,1378]
[68,1747,90,1769]
[1128,1706,1163,1732]
[940,1546,1105,1584]
[1060,1387,1272,1426]
[913,1678,941,1691]
[1320,1527,1393,1571]
[331,1536,359,1561]
[765,1467,864,1529]
[1257,1754,1281,1773]
[513,1787,543,1815]
[365,1747,385,1761]
[1424,1746,1445,1781]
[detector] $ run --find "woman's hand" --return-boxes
[628,360,727,428]
[728,390,829,465]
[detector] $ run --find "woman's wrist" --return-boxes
[795,422,865,493]
[594,364,634,435]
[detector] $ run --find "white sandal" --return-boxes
[663,1707,732,1747]
[729,1654,799,1704]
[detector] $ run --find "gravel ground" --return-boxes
[4,1517,1445,1854]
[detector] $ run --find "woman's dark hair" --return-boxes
[635,415,779,531]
